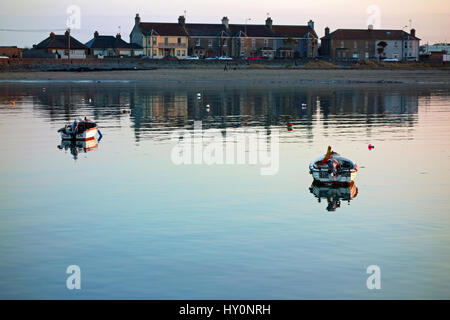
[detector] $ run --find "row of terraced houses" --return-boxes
[130,14,318,59]
[8,13,421,61]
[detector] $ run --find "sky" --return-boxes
[0,0,449,47]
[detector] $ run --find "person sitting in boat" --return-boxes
[71,120,78,133]
[327,157,340,178]
[321,146,338,163]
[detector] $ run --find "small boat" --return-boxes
[309,146,359,186]
[58,117,98,141]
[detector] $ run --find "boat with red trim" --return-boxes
[58,117,98,141]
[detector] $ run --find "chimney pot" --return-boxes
[308,20,314,30]
[410,28,416,37]
[325,27,330,36]
[50,32,55,39]
[116,33,121,39]
[135,13,141,25]
[265,17,273,30]
[94,31,99,38]
[222,16,229,29]
[368,24,374,30]
[178,15,186,26]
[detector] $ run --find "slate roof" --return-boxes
[185,24,228,37]
[85,35,142,49]
[139,23,188,36]
[322,29,420,40]
[272,25,317,38]
[138,22,318,39]
[35,33,87,50]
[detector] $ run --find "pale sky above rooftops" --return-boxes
[0,0,449,47]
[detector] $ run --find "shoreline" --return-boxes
[0,69,449,86]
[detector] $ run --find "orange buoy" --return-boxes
[287,123,293,131]
[11,101,15,106]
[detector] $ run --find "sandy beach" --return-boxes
[1,69,450,86]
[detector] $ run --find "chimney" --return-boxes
[94,31,99,38]
[325,27,330,36]
[50,32,56,39]
[178,15,185,26]
[135,13,141,25]
[116,33,121,39]
[410,28,416,37]
[64,29,70,37]
[222,16,229,29]
[368,24,374,31]
[308,20,314,30]
[265,17,273,30]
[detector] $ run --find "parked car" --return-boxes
[248,57,265,61]
[162,55,179,61]
[183,56,200,60]
[218,56,233,61]
[205,56,219,60]
[381,58,399,62]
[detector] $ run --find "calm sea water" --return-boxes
[0,82,449,299]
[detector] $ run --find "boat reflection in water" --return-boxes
[57,139,98,160]
[309,181,358,212]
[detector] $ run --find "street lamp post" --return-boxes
[245,18,251,56]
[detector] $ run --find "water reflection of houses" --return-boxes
[2,83,423,143]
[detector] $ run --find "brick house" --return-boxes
[0,46,22,58]
[85,31,143,57]
[320,26,420,61]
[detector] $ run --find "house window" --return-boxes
[176,50,180,56]
[182,50,186,56]
[178,38,181,44]
[394,41,398,47]
[165,38,168,45]
[241,38,245,46]
[340,41,344,48]
[153,49,157,56]
[208,39,212,47]
[223,38,227,46]
[365,52,369,59]
[251,38,256,48]
[240,50,245,56]
[354,41,357,49]
[196,38,200,46]
[152,37,157,45]
[365,41,368,49]
[264,39,269,47]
